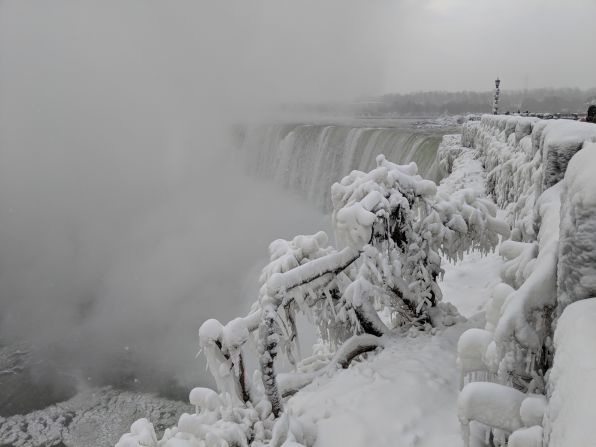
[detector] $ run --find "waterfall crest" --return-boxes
[241,122,447,211]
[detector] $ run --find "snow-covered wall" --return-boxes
[460,115,596,446]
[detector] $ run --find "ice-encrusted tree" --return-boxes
[118,152,508,447]
[199,154,508,416]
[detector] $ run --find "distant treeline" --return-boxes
[369,88,596,116]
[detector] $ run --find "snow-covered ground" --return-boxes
[284,249,499,447]
[440,252,502,318]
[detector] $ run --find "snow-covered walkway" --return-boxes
[286,250,502,447]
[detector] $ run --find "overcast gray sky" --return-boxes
[2,1,594,103]
[382,0,596,93]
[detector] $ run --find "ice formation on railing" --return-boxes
[457,115,596,446]
[556,143,596,313]
[462,115,596,241]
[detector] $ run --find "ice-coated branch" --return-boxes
[259,305,283,417]
[277,334,385,398]
[265,247,361,302]
[258,246,363,416]
[198,312,261,403]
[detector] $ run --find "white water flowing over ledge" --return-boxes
[240,122,447,211]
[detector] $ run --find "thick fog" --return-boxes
[0,1,393,394]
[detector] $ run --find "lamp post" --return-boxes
[493,78,501,115]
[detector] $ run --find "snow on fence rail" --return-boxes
[457,115,596,446]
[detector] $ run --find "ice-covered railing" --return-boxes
[457,116,596,446]
[556,143,596,314]
[116,147,508,447]
[462,114,596,241]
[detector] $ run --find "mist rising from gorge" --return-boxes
[0,0,394,392]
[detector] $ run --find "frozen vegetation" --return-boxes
[113,114,596,447]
